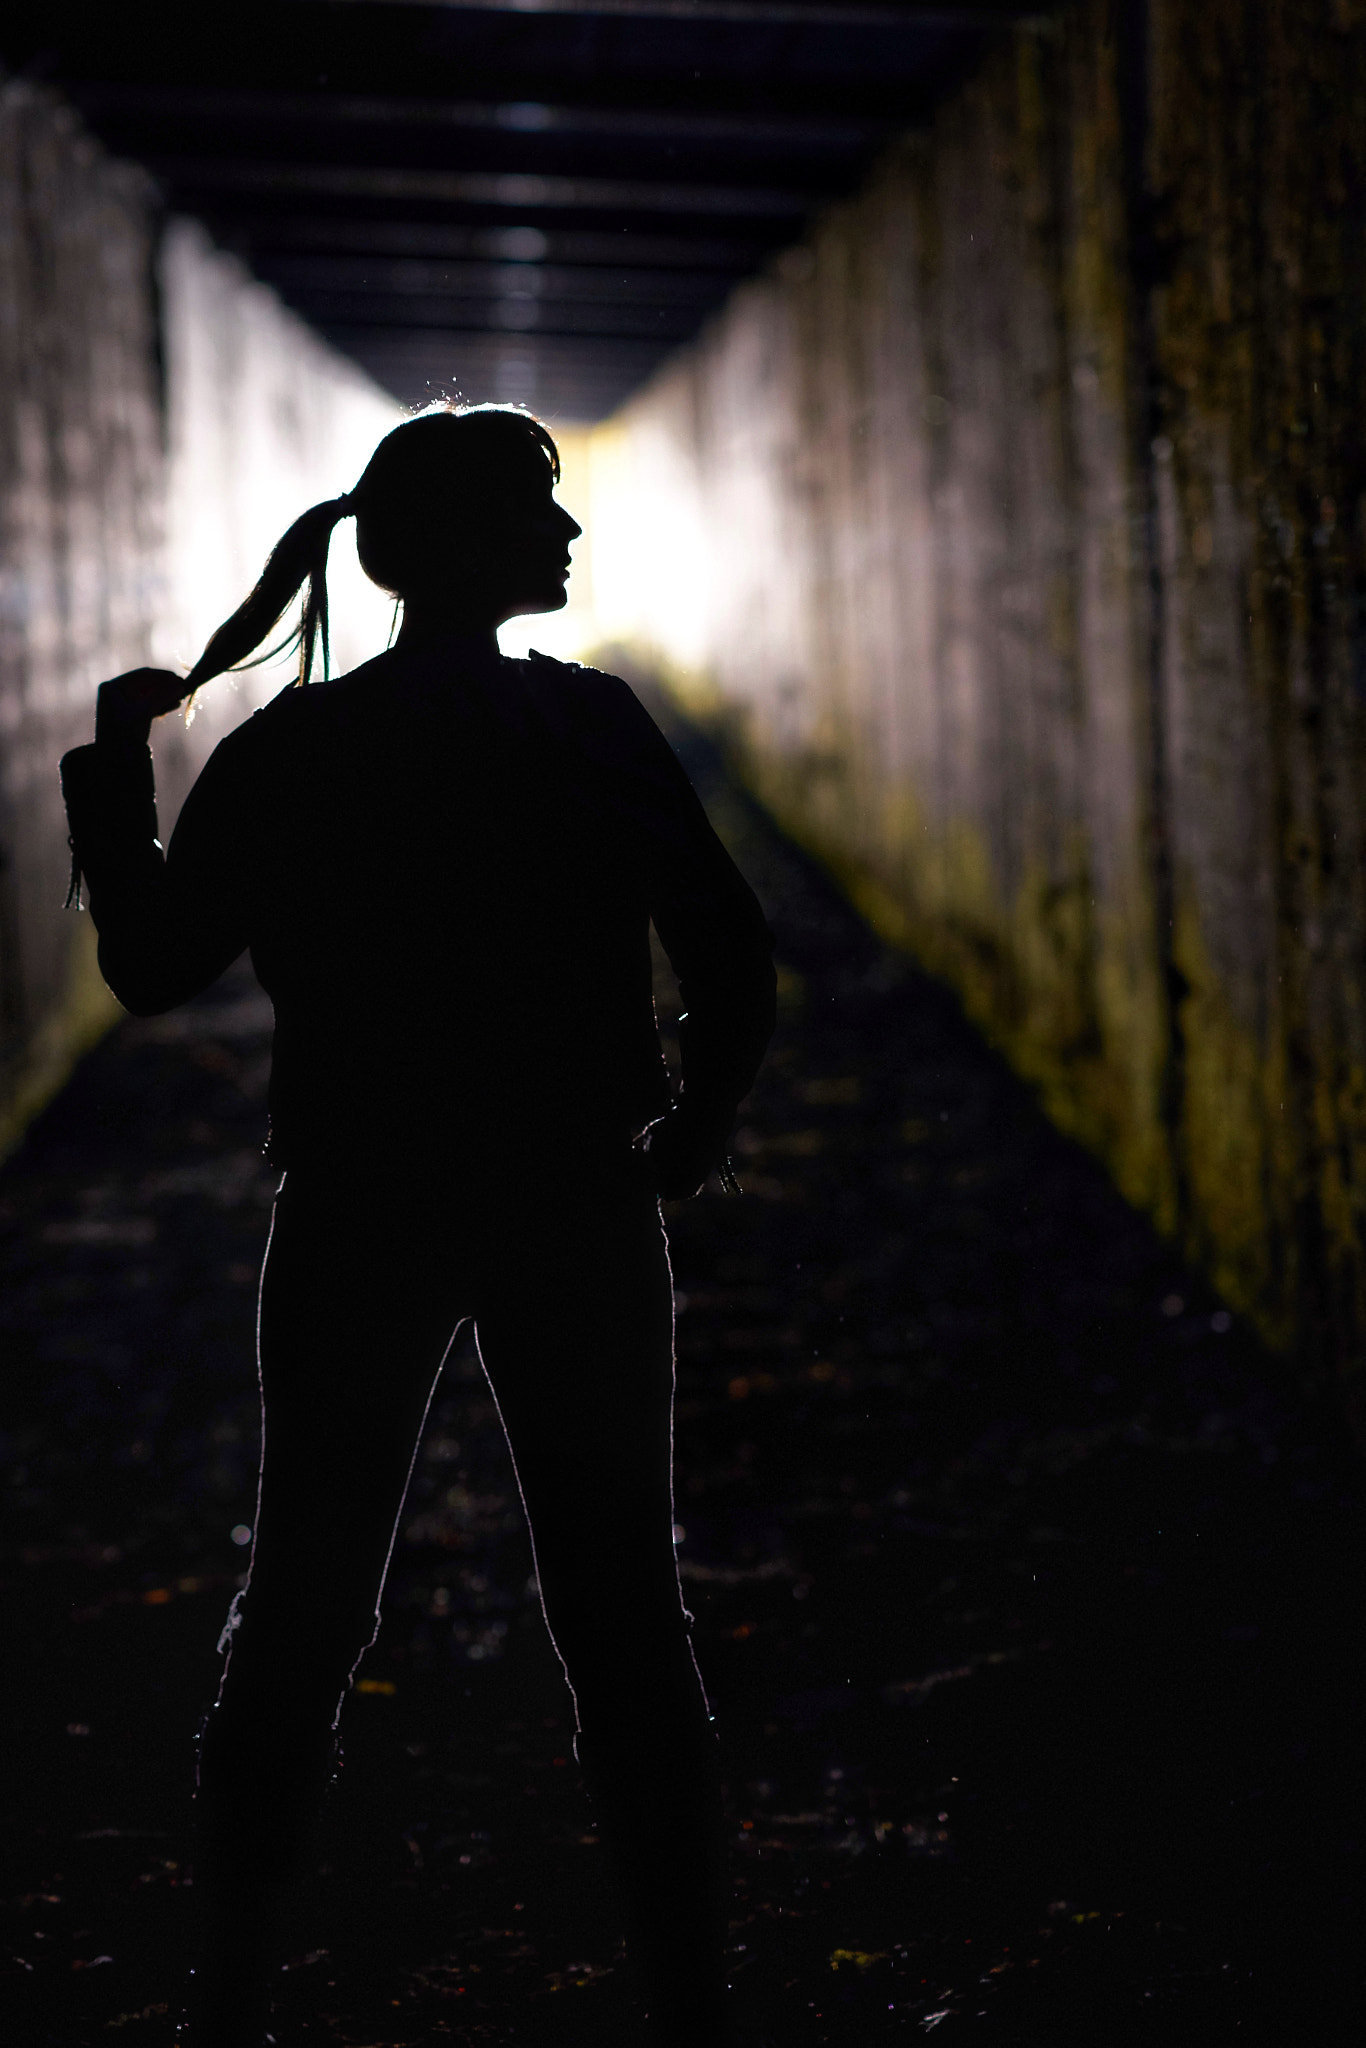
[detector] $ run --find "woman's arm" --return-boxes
[60,669,252,1015]
[572,669,777,1194]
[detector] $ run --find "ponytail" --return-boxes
[184,493,354,701]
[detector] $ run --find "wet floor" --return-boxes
[2,706,1362,2045]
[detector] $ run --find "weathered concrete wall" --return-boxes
[0,84,399,1160]
[0,83,164,1157]
[582,0,1366,1424]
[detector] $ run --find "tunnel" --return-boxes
[1,3,1364,2042]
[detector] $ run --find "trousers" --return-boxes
[193,1157,732,2046]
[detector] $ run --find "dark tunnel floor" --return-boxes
[2,719,1363,2046]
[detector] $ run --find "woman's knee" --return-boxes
[218,1590,379,1715]
[551,1606,705,1726]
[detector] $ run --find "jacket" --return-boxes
[59,642,777,1175]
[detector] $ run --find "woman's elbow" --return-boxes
[106,977,183,1019]
[117,988,183,1019]
[96,945,190,1018]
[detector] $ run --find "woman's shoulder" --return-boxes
[521,648,614,689]
[272,651,396,713]
[216,654,392,745]
[518,649,647,726]
[516,652,685,784]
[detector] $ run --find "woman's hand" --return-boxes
[95,668,187,747]
[636,1100,734,1201]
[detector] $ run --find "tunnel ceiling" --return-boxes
[4,1,1039,420]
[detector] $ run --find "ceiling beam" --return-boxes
[66,81,888,149]
[338,337,667,370]
[147,158,821,218]
[318,327,670,409]
[254,254,738,299]
[322,1,1022,22]
[212,216,769,269]
[291,295,705,338]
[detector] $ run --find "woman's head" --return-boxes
[184,403,578,696]
[353,406,569,601]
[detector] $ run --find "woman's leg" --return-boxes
[193,1173,466,2046]
[474,1179,734,2048]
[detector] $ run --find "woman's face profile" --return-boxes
[468,467,583,627]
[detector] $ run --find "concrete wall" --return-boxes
[0,82,165,1157]
[0,83,399,1160]
[581,0,1366,1425]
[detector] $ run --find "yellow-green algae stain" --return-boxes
[725,730,1178,1240]
[0,918,120,1168]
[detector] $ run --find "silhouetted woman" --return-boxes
[59,405,776,2047]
